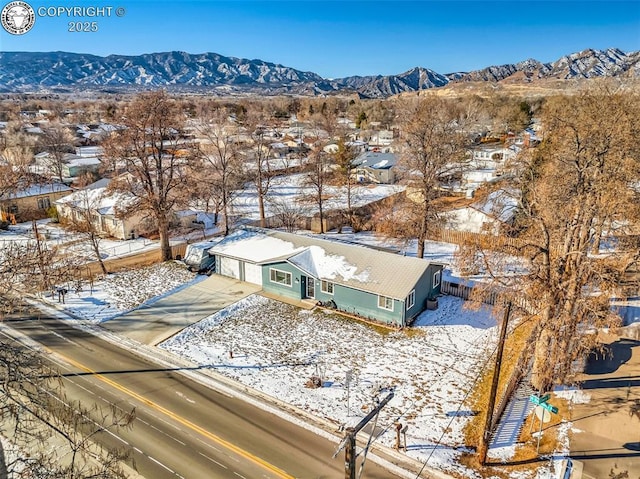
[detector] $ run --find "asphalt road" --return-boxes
[569,334,640,479]
[3,315,401,479]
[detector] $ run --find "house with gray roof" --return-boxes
[208,228,443,327]
[353,151,398,184]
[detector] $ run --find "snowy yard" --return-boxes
[232,173,404,220]
[0,219,159,259]
[159,294,498,474]
[42,262,198,323]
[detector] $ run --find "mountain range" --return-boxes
[1,48,638,98]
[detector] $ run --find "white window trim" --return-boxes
[433,271,441,288]
[377,295,394,311]
[406,289,415,311]
[321,280,334,295]
[269,268,292,287]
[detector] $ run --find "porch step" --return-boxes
[257,291,317,310]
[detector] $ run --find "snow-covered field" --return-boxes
[232,173,404,220]
[159,294,498,473]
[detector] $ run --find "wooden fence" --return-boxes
[441,279,538,438]
[428,228,530,252]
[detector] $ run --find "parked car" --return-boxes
[182,240,219,274]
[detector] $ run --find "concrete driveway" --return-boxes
[103,275,261,346]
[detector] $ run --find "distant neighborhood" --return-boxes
[0,83,637,479]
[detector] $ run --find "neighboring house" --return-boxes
[461,145,519,193]
[208,229,443,327]
[0,183,72,222]
[55,179,152,240]
[446,189,518,235]
[352,151,398,184]
[369,129,395,147]
[34,151,100,180]
[61,156,102,178]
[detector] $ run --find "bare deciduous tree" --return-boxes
[103,91,195,261]
[193,108,245,237]
[39,123,76,183]
[0,334,134,479]
[462,85,640,392]
[304,147,331,234]
[58,180,109,275]
[241,109,274,228]
[397,96,468,258]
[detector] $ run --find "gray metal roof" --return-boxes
[353,151,398,170]
[212,228,439,300]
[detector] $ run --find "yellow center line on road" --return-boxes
[50,349,295,479]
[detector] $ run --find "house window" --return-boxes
[433,271,441,288]
[377,295,394,311]
[321,280,334,295]
[406,290,415,310]
[37,197,50,210]
[269,268,292,286]
[8,204,18,214]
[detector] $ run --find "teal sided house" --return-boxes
[208,229,443,327]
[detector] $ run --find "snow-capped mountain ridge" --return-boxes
[0,48,638,97]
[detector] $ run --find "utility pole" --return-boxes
[344,427,356,479]
[336,392,394,479]
[478,301,512,465]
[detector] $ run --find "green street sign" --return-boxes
[540,402,558,414]
[529,394,550,405]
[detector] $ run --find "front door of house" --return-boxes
[305,276,315,299]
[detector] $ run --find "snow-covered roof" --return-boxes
[55,181,137,216]
[208,230,303,263]
[76,146,104,157]
[353,151,397,170]
[288,245,370,283]
[472,189,518,223]
[2,183,72,200]
[210,229,439,299]
[66,157,101,167]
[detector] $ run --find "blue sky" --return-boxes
[1,1,639,78]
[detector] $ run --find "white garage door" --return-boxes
[219,257,240,279]
[243,263,263,286]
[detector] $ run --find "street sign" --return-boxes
[534,405,551,423]
[540,402,559,414]
[529,394,551,406]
